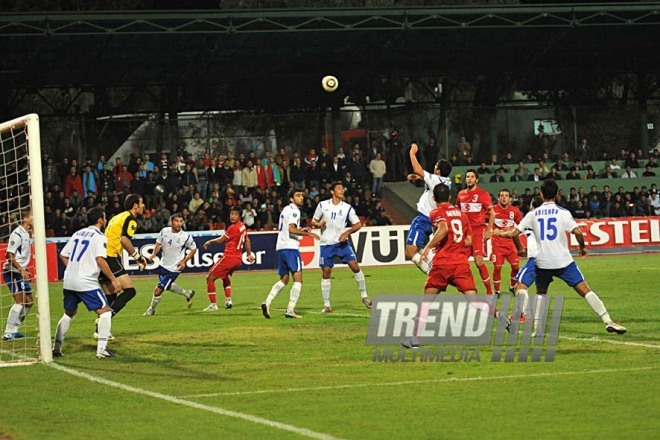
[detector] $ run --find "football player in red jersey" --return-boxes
[456,169,495,294]
[202,206,255,310]
[490,189,524,295]
[421,184,475,294]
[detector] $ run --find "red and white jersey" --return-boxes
[429,203,472,265]
[223,221,247,259]
[492,203,522,251]
[456,187,492,231]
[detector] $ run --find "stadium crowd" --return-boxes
[34,144,392,237]
[0,135,658,240]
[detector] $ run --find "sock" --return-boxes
[411,253,430,275]
[287,282,302,311]
[150,294,162,310]
[4,304,23,334]
[222,277,231,300]
[321,279,331,307]
[19,304,32,322]
[584,291,612,324]
[169,283,187,296]
[53,314,73,352]
[493,266,502,293]
[509,266,519,290]
[478,264,493,294]
[514,288,529,317]
[206,279,217,304]
[354,270,367,298]
[96,311,112,353]
[106,293,117,306]
[265,280,286,306]
[533,295,548,333]
[110,288,136,316]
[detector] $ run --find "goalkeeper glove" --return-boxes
[132,251,147,271]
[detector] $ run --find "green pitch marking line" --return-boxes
[180,366,660,398]
[48,362,343,440]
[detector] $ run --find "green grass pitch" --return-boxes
[1,254,659,439]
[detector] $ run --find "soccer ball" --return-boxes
[322,75,339,93]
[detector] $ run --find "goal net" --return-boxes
[0,114,52,366]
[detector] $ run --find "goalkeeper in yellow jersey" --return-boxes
[96,193,147,339]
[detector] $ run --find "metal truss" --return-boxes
[1,3,660,37]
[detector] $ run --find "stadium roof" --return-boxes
[2,3,660,113]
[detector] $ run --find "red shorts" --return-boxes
[471,228,486,257]
[425,263,477,293]
[490,246,519,267]
[209,256,242,279]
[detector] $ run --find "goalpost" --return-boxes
[0,114,52,366]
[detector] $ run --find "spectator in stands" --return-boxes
[537,159,549,175]
[515,162,529,179]
[599,166,618,179]
[588,194,601,217]
[329,156,345,182]
[369,152,386,197]
[609,158,621,171]
[306,160,321,189]
[580,161,593,172]
[242,160,257,189]
[371,203,392,226]
[527,167,542,182]
[63,166,83,198]
[290,157,306,189]
[585,168,598,180]
[349,152,367,186]
[424,137,439,171]
[573,200,588,219]
[625,152,640,169]
[456,136,471,162]
[242,202,257,230]
[545,167,562,180]
[45,157,60,190]
[477,162,492,175]
[510,168,524,182]
[577,138,591,162]
[180,164,197,188]
[489,168,505,183]
[81,165,97,195]
[189,192,204,214]
[647,155,658,168]
[642,165,656,177]
[553,158,569,171]
[651,190,660,215]
[621,165,637,179]
[304,148,318,166]
[566,167,581,180]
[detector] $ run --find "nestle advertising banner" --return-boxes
[40,217,660,280]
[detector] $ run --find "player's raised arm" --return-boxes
[409,143,425,178]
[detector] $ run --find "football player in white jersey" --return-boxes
[405,143,452,274]
[261,189,319,319]
[2,210,34,341]
[144,213,197,316]
[497,180,626,335]
[53,208,122,358]
[311,182,371,313]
